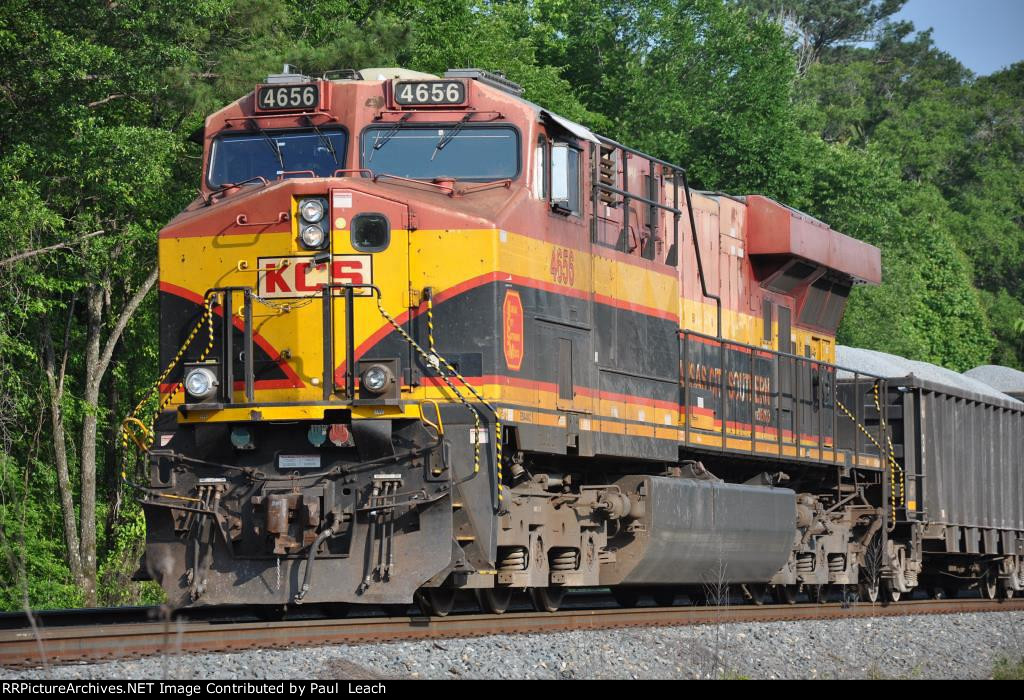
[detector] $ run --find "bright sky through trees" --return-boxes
[894,0,1024,75]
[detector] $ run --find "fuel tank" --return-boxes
[601,475,795,585]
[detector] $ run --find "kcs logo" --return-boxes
[503,290,524,372]
[257,255,373,298]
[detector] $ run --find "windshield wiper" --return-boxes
[248,119,284,171]
[431,114,473,161]
[368,113,411,162]
[306,117,339,167]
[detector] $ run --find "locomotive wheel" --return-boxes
[928,587,946,600]
[477,586,513,614]
[943,586,960,599]
[859,581,880,604]
[382,604,409,617]
[417,587,457,617]
[744,584,769,605]
[882,580,901,604]
[529,586,565,612]
[981,575,998,600]
[773,585,798,605]
[807,584,826,603]
[652,587,677,607]
[998,580,1015,600]
[612,587,642,608]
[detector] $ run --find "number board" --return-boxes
[393,80,467,107]
[255,83,321,112]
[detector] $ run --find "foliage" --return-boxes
[741,0,906,59]
[0,0,408,609]
[0,0,1020,609]
[992,656,1024,681]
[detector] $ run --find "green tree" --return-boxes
[741,0,906,73]
[534,0,810,197]
[0,0,407,607]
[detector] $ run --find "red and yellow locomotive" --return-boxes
[139,66,1022,613]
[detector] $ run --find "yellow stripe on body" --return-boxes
[163,224,844,467]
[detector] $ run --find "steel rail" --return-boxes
[2,598,1022,668]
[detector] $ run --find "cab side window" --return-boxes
[551,142,581,215]
[533,136,547,200]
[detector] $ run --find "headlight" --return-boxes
[300,224,326,248]
[360,364,391,394]
[184,367,218,400]
[300,199,325,223]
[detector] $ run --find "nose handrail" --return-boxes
[332,168,375,178]
[235,211,289,227]
[320,283,381,400]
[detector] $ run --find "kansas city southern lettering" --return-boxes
[685,360,772,404]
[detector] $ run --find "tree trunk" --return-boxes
[79,286,103,605]
[76,267,158,606]
[41,328,85,588]
[103,350,122,551]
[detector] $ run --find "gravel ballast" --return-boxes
[3,611,1022,680]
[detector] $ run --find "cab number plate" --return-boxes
[256,84,320,112]
[393,80,466,106]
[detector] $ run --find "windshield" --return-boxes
[208,129,347,187]
[360,125,519,181]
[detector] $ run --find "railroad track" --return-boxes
[2,598,1022,668]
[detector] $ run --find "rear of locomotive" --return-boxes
[143,68,525,608]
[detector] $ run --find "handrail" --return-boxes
[589,135,723,337]
[374,110,505,122]
[595,133,689,172]
[319,283,381,399]
[373,172,457,196]
[203,286,258,404]
[332,168,375,178]
[677,328,888,471]
[679,327,886,381]
[223,111,336,126]
[205,176,270,205]
[680,169,723,339]
[598,182,680,214]
[235,211,289,227]
[457,179,513,195]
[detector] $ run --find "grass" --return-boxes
[992,657,1024,680]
